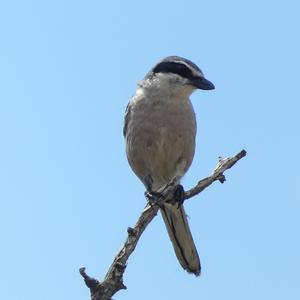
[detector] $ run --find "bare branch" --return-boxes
[185,149,247,199]
[80,149,247,299]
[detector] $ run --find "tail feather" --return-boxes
[160,203,200,276]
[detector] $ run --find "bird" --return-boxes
[123,56,214,276]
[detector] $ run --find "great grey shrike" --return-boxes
[123,56,214,276]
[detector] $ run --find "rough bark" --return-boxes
[80,149,247,300]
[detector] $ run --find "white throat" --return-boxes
[138,73,197,99]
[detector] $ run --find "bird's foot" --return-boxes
[166,184,185,208]
[144,191,164,208]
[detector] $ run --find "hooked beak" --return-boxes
[191,76,215,90]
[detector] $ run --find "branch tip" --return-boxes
[79,267,99,290]
[217,175,226,183]
[239,149,247,158]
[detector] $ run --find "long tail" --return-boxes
[160,203,201,276]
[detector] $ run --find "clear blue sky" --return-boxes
[1,1,299,299]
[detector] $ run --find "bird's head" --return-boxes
[144,56,215,96]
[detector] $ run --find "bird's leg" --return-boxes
[145,190,163,204]
[144,175,164,207]
[145,190,166,209]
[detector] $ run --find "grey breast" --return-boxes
[125,94,196,191]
